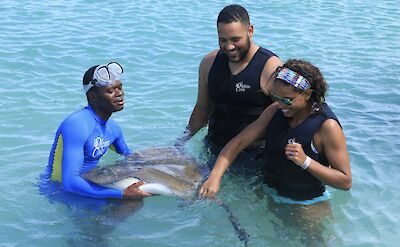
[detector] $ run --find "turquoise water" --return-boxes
[1,0,399,246]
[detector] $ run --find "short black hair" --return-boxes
[82,65,99,85]
[217,4,250,25]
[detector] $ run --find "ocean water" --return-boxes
[0,0,399,246]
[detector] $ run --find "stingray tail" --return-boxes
[212,197,250,247]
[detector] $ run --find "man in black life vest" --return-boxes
[179,4,282,167]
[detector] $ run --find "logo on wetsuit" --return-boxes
[92,137,110,158]
[235,81,251,92]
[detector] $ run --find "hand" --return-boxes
[174,128,192,151]
[174,136,190,150]
[198,176,221,198]
[123,181,152,199]
[173,138,186,152]
[285,143,307,167]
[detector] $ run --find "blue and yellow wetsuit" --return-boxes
[46,105,131,199]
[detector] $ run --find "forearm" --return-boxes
[306,159,352,190]
[199,144,240,198]
[209,112,270,179]
[208,156,231,180]
[187,105,209,136]
[113,140,132,156]
[63,176,123,199]
[111,123,132,156]
[62,152,123,199]
[311,119,352,190]
[208,139,245,179]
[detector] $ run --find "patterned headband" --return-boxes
[276,68,311,90]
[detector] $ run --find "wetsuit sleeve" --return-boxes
[61,118,123,199]
[110,121,132,156]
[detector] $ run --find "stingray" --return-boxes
[82,146,203,198]
[82,146,250,246]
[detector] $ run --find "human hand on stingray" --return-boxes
[122,181,152,199]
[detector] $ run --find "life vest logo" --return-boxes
[235,81,251,92]
[92,137,110,158]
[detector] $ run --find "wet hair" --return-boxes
[217,4,250,25]
[273,59,329,110]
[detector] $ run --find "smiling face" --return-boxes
[268,80,311,118]
[90,80,124,118]
[217,21,253,63]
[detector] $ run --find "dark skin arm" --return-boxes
[199,103,279,198]
[284,119,352,190]
[186,51,217,137]
[122,181,152,199]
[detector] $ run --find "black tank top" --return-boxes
[207,47,277,146]
[263,104,340,200]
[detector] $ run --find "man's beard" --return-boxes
[226,36,251,63]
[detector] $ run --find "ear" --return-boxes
[248,24,254,38]
[87,89,97,103]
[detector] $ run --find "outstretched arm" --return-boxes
[199,103,279,198]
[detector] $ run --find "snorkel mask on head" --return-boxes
[83,62,123,93]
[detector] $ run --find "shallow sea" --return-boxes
[0,0,399,246]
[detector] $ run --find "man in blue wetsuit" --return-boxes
[46,62,151,199]
[179,4,282,168]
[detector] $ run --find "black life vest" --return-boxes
[207,47,277,146]
[263,103,340,200]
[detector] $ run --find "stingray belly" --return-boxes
[103,177,176,196]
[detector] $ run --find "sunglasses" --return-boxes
[91,62,123,87]
[270,91,306,106]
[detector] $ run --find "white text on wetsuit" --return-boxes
[235,81,251,92]
[92,137,110,158]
